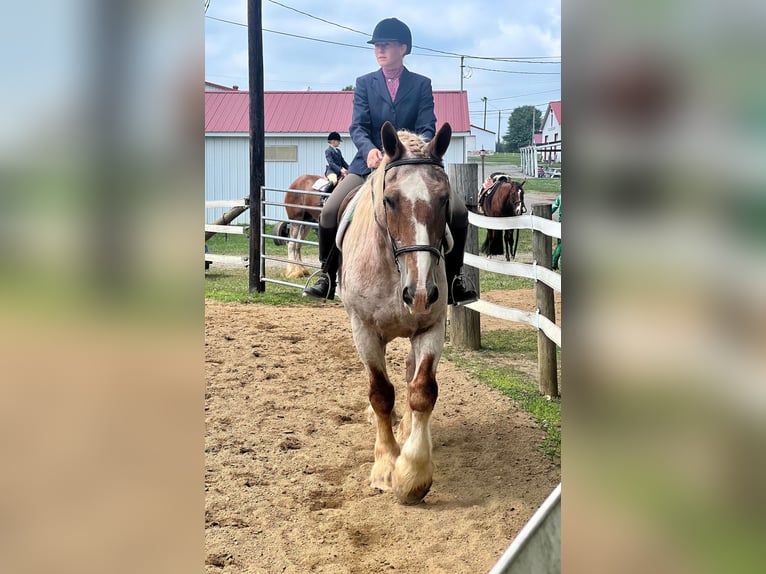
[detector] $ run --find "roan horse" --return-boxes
[479,174,526,260]
[281,175,326,279]
[339,121,454,504]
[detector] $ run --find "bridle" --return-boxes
[372,156,448,273]
[514,186,528,215]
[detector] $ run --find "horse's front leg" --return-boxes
[351,322,400,492]
[393,329,443,504]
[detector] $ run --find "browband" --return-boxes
[384,157,444,172]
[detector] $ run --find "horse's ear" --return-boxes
[380,121,402,161]
[427,122,451,160]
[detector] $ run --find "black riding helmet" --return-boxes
[367,18,412,55]
[327,132,341,141]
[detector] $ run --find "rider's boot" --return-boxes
[319,181,334,194]
[303,224,339,300]
[445,223,478,306]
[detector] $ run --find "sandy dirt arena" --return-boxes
[205,291,560,573]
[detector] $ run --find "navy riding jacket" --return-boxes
[325,146,348,178]
[347,67,437,176]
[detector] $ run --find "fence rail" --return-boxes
[205,199,250,267]
[463,209,562,349]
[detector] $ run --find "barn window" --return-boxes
[265,145,297,162]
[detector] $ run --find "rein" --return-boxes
[372,156,447,273]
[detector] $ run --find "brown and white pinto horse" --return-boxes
[282,175,325,278]
[339,121,454,504]
[479,175,526,260]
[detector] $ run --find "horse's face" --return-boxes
[379,122,452,315]
[509,182,525,216]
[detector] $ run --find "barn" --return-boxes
[205,89,472,224]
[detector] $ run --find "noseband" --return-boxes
[373,157,447,273]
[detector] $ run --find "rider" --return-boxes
[303,17,478,305]
[324,131,348,188]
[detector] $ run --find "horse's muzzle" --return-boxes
[402,285,439,313]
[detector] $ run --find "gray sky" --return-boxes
[205,0,561,133]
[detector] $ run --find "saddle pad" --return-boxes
[312,178,330,191]
[335,187,365,250]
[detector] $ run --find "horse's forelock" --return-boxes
[395,130,428,157]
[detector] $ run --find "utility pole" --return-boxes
[497,111,501,148]
[482,97,488,130]
[247,0,265,293]
[460,56,464,91]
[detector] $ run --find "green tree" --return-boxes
[342,85,354,91]
[503,106,542,152]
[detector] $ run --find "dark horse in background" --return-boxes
[479,174,526,261]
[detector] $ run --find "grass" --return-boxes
[443,329,561,460]
[523,178,562,194]
[467,152,562,194]
[468,152,521,166]
[205,223,560,461]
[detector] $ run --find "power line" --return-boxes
[468,65,559,76]
[266,0,368,36]
[205,11,559,63]
[206,15,374,50]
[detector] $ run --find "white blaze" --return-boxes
[400,173,433,288]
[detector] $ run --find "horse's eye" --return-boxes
[384,196,396,209]
[440,196,449,207]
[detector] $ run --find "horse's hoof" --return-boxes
[394,480,432,505]
[370,478,392,492]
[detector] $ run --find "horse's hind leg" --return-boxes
[393,332,442,504]
[285,223,310,278]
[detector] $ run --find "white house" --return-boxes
[539,100,561,163]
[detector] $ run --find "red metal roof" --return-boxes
[549,100,562,125]
[205,90,471,134]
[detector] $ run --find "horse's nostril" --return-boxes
[427,286,439,306]
[402,286,413,305]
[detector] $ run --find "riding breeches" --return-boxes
[319,173,366,228]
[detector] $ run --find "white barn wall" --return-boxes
[205,133,468,225]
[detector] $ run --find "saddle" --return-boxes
[312,177,334,206]
[478,173,513,212]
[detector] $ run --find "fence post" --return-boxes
[448,163,481,350]
[532,203,559,397]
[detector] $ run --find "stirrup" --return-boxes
[302,269,335,300]
[448,275,478,306]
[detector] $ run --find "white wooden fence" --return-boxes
[204,199,250,268]
[464,210,561,348]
